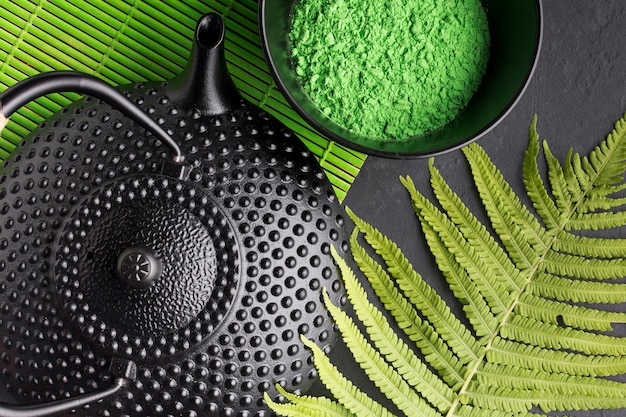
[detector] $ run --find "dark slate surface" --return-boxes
[337,1,626,415]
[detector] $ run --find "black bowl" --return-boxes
[259,0,542,158]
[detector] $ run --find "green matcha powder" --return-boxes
[289,0,490,140]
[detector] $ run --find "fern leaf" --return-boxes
[348,208,483,365]
[349,229,467,390]
[541,250,626,279]
[574,116,626,205]
[564,148,584,209]
[477,362,626,399]
[528,272,626,304]
[466,382,626,414]
[523,115,563,230]
[462,143,549,269]
[452,404,543,417]
[417,213,498,341]
[568,209,626,230]
[332,245,455,412]
[404,172,514,317]
[263,401,345,417]
[557,115,626,229]
[408,165,525,293]
[322,289,441,417]
[577,191,626,212]
[542,133,626,239]
[516,292,626,331]
[552,229,626,258]
[463,383,544,414]
[489,337,626,377]
[570,151,592,198]
[584,136,626,185]
[501,315,626,355]
[402,176,502,336]
[299,336,398,417]
[541,141,574,222]
[264,386,354,417]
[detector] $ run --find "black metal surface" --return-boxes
[0,13,347,417]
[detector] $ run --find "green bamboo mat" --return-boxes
[0,0,365,202]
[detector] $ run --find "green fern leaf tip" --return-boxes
[267,114,626,417]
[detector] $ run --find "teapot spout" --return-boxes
[168,13,240,115]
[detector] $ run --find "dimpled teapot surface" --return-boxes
[0,13,347,417]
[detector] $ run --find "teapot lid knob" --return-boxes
[116,245,162,289]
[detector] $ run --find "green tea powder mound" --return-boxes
[289,0,490,140]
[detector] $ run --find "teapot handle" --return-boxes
[0,358,136,417]
[0,72,184,163]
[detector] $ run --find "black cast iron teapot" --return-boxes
[0,13,347,417]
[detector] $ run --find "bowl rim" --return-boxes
[258,0,544,159]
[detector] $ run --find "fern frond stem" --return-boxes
[300,336,399,417]
[334,245,455,412]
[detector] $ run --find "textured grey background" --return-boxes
[347,0,626,247]
[338,1,626,416]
